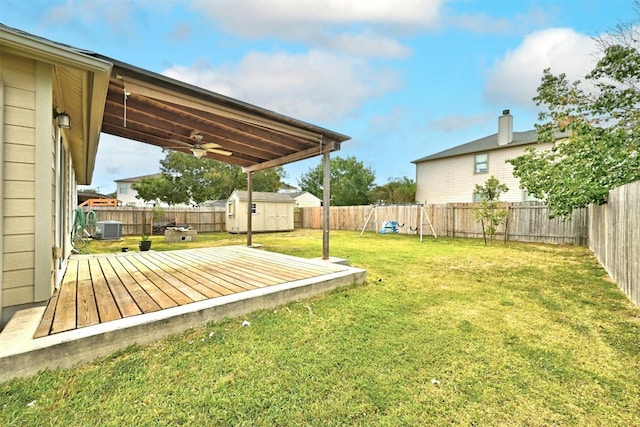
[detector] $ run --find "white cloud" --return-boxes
[484,28,598,109]
[190,0,443,58]
[90,135,164,193]
[429,112,494,133]
[192,0,442,29]
[330,32,412,58]
[162,50,402,123]
[451,7,554,35]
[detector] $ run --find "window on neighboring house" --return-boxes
[473,192,484,203]
[523,190,539,202]
[251,203,257,214]
[118,182,128,194]
[474,153,488,174]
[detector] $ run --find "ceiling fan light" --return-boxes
[191,147,207,158]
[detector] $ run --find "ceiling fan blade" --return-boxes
[209,148,233,156]
[200,142,222,149]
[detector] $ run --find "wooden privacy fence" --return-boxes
[87,207,226,235]
[299,202,588,245]
[589,181,640,307]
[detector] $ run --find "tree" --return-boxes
[133,151,285,205]
[508,13,640,218]
[297,156,376,206]
[369,177,417,204]
[472,176,508,245]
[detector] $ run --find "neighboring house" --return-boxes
[226,191,295,233]
[290,191,322,207]
[412,110,564,204]
[116,175,228,208]
[0,26,112,324]
[278,183,298,194]
[115,173,163,207]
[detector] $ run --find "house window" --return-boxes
[251,203,257,214]
[473,192,484,203]
[118,182,128,194]
[474,153,488,174]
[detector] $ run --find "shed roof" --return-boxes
[231,191,295,203]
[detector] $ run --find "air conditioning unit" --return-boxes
[95,220,123,240]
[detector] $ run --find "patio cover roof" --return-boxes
[94,55,350,173]
[1,23,350,182]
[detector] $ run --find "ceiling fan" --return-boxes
[166,130,233,158]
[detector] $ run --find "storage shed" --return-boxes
[227,191,295,233]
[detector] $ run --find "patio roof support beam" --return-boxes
[242,140,339,173]
[247,171,253,247]
[322,150,330,260]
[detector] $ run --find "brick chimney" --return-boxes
[498,109,513,146]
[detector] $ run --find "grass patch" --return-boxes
[1,231,638,425]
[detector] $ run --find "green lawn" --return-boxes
[1,230,639,426]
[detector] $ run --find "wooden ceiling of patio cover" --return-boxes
[99,61,350,173]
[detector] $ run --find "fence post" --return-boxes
[504,205,510,243]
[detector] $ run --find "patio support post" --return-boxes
[247,171,253,247]
[322,150,330,260]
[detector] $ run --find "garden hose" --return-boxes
[72,208,95,254]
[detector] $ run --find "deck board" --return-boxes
[76,259,100,328]
[34,246,353,338]
[116,256,178,310]
[89,258,122,323]
[170,251,261,291]
[98,257,143,318]
[144,252,224,299]
[33,290,59,338]
[195,248,303,282]
[51,262,78,334]
[152,251,244,296]
[107,257,161,313]
[132,254,207,303]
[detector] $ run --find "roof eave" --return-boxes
[97,55,351,144]
[1,25,113,184]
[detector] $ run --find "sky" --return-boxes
[1,0,636,194]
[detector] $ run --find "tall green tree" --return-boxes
[297,156,376,206]
[369,177,417,204]
[133,151,285,205]
[508,14,640,218]
[472,176,509,245]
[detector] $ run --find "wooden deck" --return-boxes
[34,246,351,338]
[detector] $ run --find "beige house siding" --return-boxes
[415,142,553,204]
[34,61,55,303]
[2,52,37,308]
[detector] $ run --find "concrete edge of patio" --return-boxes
[0,266,366,383]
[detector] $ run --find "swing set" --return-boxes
[359,203,437,241]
